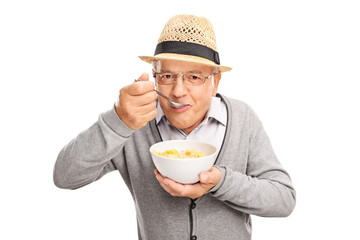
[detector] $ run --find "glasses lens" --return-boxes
[157,73,174,85]
[184,74,205,85]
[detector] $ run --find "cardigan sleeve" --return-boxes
[210,107,296,217]
[53,107,134,189]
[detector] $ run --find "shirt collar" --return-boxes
[155,96,227,126]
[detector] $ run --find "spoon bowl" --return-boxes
[153,89,189,109]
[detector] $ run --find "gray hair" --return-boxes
[152,60,161,72]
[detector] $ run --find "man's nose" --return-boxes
[171,75,188,98]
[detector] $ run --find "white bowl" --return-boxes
[149,140,218,184]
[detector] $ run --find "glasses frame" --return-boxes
[153,72,215,86]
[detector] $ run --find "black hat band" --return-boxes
[154,41,220,65]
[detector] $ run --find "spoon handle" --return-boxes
[134,79,165,98]
[153,89,169,101]
[134,79,179,107]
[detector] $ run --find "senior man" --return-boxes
[54,14,296,240]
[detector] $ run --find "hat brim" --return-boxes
[139,53,232,72]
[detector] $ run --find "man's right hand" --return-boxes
[115,73,158,130]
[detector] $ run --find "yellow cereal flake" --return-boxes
[152,149,205,159]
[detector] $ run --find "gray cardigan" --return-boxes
[54,94,296,240]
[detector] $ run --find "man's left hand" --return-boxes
[154,167,221,199]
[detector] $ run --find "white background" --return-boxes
[1,0,359,239]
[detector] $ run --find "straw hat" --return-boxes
[139,14,232,72]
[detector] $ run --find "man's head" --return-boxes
[139,14,231,133]
[153,59,221,134]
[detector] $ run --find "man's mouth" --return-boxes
[171,104,191,112]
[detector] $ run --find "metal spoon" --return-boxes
[135,79,189,109]
[153,89,189,109]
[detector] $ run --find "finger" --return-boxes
[131,72,151,95]
[128,107,157,129]
[118,90,156,115]
[154,169,169,185]
[125,81,155,96]
[154,169,170,186]
[154,169,163,181]
[127,90,157,107]
[133,81,154,95]
[163,178,190,196]
[137,72,149,81]
[154,170,173,193]
[135,101,157,116]
[154,170,183,196]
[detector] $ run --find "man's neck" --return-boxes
[182,114,207,135]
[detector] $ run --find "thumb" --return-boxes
[199,172,209,184]
[137,72,149,81]
[199,167,221,185]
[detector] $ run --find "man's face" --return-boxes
[155,60,221,134]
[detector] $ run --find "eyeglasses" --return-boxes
[154,72,215,86]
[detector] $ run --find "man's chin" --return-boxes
[169,122,189,130]
[169,121,198,134]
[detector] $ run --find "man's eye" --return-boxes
[164,74,172,79]
[191,75,199,80]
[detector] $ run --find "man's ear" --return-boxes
[212,72,221,96]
